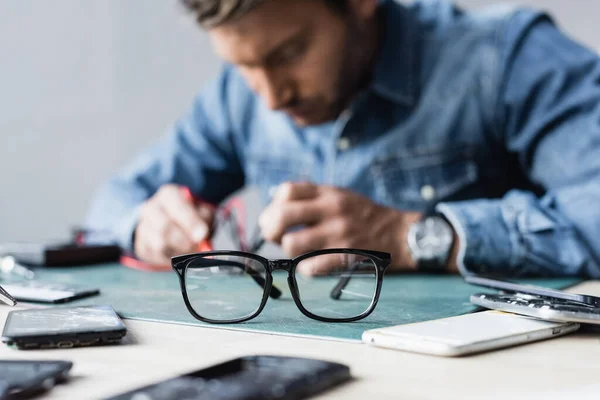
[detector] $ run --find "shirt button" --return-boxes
[337,137,351,151]
[420,185,436,201]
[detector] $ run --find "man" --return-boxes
[86,0,600,277]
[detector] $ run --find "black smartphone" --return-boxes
[0,241,121,266]
[464,275,600,306]
[1,305,127,350]
[0,360,73,399]
[106,355,351,400]
[0,281,100,304]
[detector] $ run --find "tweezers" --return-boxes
[0,284,16,306]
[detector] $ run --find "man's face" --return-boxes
[209,0,378,126]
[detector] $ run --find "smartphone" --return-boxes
[106,355,351,400]
[0,241,121,266]
[362,310,580,357]
[0,360,73,399]
[464,275,600,306]
[471,292,600,325]
[0,281,100,304]
[2,305,127,350]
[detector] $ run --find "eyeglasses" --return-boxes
[171,249,391,323]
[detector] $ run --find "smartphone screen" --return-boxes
[2,305,127,349]
[106,356,351,400]
[0,360,73,398]
[0,281,100,304]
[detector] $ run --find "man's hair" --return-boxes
[181,0,347,28]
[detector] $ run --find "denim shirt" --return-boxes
[86,0,600,278]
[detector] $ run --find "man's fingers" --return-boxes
[273,181,319,203]
[164,223,196,255]
[260,181,325,243]
[281,226,326,258]
[136,200,197,263]
[296,253,350,277]
[135,218,172,265]
[143,225,191,264]
[156,185,211,243]
[259,200,323,243]
[144,232,173,265]
[196,204,215,227]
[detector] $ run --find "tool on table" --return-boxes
[0,285,16,306]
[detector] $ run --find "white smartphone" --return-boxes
[362,311,580,357]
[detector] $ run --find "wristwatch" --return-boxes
[407,214,455,271]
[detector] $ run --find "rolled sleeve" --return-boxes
[436,12,600,278]
[437,198,518,276]
[437,190,589,277]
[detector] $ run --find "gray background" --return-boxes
[0,0,598,243]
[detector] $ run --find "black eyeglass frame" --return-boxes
[172,248,391,324]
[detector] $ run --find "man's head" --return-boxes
[182,0,380,126]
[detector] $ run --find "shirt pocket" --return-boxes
[370,146,479,210]
[246,154,314,202]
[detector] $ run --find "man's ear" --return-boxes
[347,0,379,20]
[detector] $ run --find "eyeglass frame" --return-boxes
[171,248,391,324]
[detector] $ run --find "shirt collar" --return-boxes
[370,0,419,106]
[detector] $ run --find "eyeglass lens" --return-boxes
[294,253,377,319]
[184,255,268,321]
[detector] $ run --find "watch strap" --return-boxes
[414,213,453,272]
[417,257,446,273]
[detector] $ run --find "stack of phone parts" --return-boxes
[362,276,592,357]
[467,275,600,325]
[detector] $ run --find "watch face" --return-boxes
[410,217,454,260]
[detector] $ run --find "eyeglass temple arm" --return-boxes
[329,260,374,300]
[188,259,282,299]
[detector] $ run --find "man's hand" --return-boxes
[258,182,423,273]
[134,184,215,265]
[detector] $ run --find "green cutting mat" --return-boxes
[24,264,580,342]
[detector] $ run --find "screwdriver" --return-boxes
[181,187,214,252]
